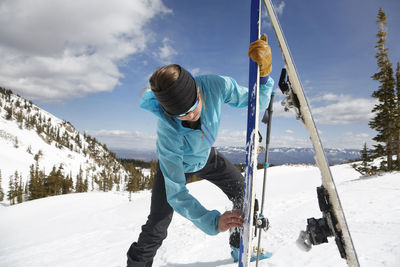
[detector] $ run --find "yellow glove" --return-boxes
[248,34,272,77]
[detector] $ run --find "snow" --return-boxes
[1,163,399,267]
[0,92,128,193]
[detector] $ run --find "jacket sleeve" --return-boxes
[202,74,274,110]
[156,123,221,235]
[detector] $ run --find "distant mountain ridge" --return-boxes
[112,146,360,166]
[217,146,360,165]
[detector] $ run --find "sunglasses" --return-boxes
[175,97,199,118]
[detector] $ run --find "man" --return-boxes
[127,34,273,267]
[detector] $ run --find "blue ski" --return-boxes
[238,0,262,266]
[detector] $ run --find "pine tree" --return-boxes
[62,173,73,194]
[369,8,397,171]
[107,172,114,191]
[5,105,13,120]
[17,176,24,204]
[29,162,45,200]
[126,163,140,201]
[45,166,58,196]
[148,160,157,190]
[76,167,83,193]
[14,137,19,148]
[7,174,15,205]
[28,164,37,200]
[38,168,46,198]
[0,169,4,201]
[34,150,43,163]
[395,62,400,169]
[84,171,89,192]
[355,143,376,176]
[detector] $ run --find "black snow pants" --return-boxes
[126,147,244,267]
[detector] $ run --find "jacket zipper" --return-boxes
[201,119,215,146]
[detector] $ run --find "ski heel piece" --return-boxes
[296,230,312,252]
[298,186,347,259]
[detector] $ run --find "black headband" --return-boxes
[153,66,197,116]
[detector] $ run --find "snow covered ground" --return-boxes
[0,163,399,267]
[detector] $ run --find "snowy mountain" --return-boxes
[0,163,398,266]
[112,147,360,165]
[0,88,129,200]
[216,146,360,165]
[112,148,157,162]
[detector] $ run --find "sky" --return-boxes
[1,0,399,151]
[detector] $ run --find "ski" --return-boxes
[262,0,360,266]
[238,0,262,266]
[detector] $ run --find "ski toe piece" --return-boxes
[250,251,273,262]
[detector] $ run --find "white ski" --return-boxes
[262,0,360,266]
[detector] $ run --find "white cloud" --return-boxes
[322,132,375,149]
[153,38,178,64]
[275,92,377,125]
[285,129,293,134]
[190,68,201,76]
[343,132,369,138]
[87,129,156,150]
[263,1,285,18]
[263,0,285,29]
[270,135,312,148]
[274,1,286,16]
[215,130,246,147]
[311,93,351,103]
[0,0,170,102]
[312,97,377,125]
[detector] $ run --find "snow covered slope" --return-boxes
[0,163,398,267]
[0,88,128,195]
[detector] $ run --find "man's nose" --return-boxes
[187,112,195,119]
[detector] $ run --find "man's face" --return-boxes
[177,93,202,122]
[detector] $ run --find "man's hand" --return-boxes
[248,33,272,77]
[217,210,244,232]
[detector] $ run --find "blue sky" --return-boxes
[1,0,399,151]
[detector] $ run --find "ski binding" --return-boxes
[296,186,346,258]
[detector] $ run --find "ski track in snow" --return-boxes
[0,164,399,267]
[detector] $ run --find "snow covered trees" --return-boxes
[354,143,377,176]
[0,88,128,204]
[121,159,157,201]
[6,171,24,205]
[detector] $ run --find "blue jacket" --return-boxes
[140,74,274,235]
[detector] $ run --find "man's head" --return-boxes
[150,64,200,120]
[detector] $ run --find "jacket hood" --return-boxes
[140,89,165,120]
